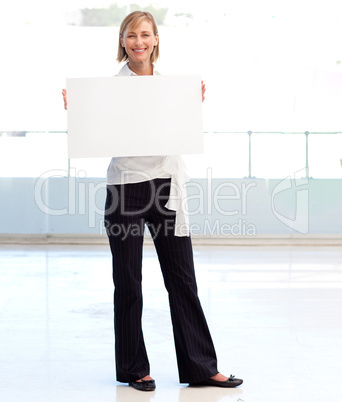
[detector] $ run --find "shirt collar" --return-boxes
[117,62,159,76]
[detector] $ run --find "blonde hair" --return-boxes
[117,11,160,63]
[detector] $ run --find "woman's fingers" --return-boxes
[62,88,67,110]
[201,80,206,102]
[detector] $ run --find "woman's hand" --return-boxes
[201,80,206,103]
[62,89,67,110]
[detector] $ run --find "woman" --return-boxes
[62,11,243,392]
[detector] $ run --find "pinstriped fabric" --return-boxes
[105,179,218,383]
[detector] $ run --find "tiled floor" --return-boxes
[1,244,342,402]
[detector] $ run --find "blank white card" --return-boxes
[66,75,204,158]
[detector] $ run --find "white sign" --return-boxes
[66,75,204,158]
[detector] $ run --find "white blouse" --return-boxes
[106,63,190,236]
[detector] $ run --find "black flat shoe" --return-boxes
[191,375,243,388]
[129,379,156,391]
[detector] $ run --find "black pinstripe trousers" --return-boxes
[104,178,218,383]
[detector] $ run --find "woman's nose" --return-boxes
[135,36,143,45]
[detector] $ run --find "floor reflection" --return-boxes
[1,244,341,402]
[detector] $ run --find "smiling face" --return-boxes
[120,19,159,66]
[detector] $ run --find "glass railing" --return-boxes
[204,131,342,179]
[1,130,341,179]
